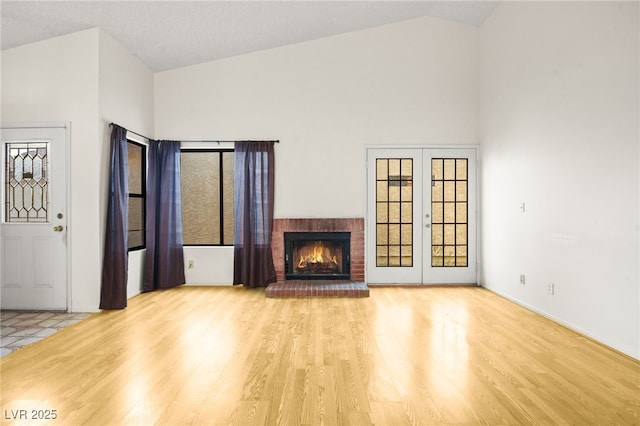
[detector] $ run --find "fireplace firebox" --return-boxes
[284,232,350,280]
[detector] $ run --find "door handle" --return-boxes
[53,225,64,232]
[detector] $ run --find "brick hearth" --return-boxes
[272,218,364,282]
[265,280,369,298]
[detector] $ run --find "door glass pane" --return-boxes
[376,160,388,180]
[432,159,443,180]
[401,202,412,223]
[376,182,388,202]
[5,142,49,223]
[389,246,401,266]
[444,224,455,245]
[376,204,388,223]
[444,203,455,223]
[432,181,443,202]
[389,224,400,245]
[444,181,455,202]
[376,158,413,267]
[444,160,456,180]
[456,203,467,223]
[377,246,388,266]
[389,186,400,202]
[432,224,443,245]
[389,203,400,224]
[377,224,388,245]
[401,224,412,244]
[432,204,443,224]
[431,158,468,267]
[401,245,412,266]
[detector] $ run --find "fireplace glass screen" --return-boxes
[285,232,350,280]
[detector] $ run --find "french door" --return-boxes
[1,125,69,310]
[366,148,477,284]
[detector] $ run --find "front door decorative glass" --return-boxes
[5,142,49,223]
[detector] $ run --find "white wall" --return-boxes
[183,247,234,285]
[98,30,154,299]
[155,16,479,285]
[155,16,478,219]
[1,29,102,312]
[479,2,639,358]
[1,28,154,310]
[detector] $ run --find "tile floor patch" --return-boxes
[9,327,41,337]
[39,319,65,327]
[1,310,92,357]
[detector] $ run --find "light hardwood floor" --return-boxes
[1,286,638,425]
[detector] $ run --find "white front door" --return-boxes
[1,125,69,310]
[366,147,477,285]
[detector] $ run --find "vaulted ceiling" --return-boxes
[1,1,499,72]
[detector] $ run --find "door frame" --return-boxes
[1,122,72,311]
[365,145,480,285]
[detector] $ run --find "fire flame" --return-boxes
[298,242,338,268]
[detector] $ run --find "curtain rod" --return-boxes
[108,123,279,144]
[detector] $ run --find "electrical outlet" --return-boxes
[548,283,554,295]
[519,274,526,285]
[188,260,194,269]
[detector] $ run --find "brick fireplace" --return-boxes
[272,218,364,282]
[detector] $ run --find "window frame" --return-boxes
[180,148,234,247]
[127,139,146,251]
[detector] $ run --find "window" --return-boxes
[127,141,146,250]
[180,150,234,245]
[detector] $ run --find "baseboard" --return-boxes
[368,283,477,287]
[70,304,100,313]
[481,284,639,361]
[182,282,233,286]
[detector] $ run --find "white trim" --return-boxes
[125,132,149,146]
[364,144,480,150]
[363,145,369,282]
[64,124,72,312]
[70,304,101,313]
[181,141,234,150]
[1,122,69,130]
[475,149,481,286]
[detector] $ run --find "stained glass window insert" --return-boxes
[5,142,49,223]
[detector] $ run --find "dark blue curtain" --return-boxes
[233,141,277,288]
[100,124,129,309]
[143,141,186,292]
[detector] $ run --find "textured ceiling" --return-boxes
[1,1,499,72]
